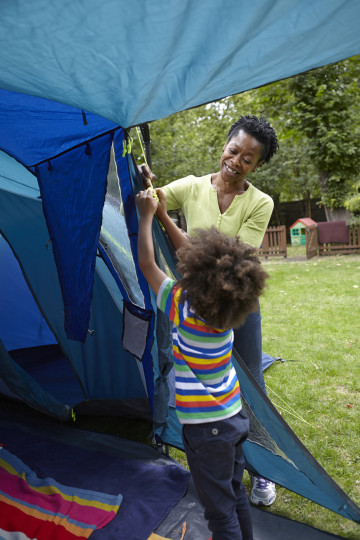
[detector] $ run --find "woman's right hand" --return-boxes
[155,188,167,220]
[138,163,157,189]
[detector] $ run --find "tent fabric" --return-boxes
[114,143,157,410]
[0,448,122,539]
[0,180,150,415]
[0,89,118,167]
[122,302,153,362]
[0,340,70,420]
[233,349,360,524]
[0,150,39,197]
[98,196,144,308]
[0,1,359,128]
[9,345,85,406]
[0,235,57,351]
[0,409,191,540]
[0,90,120,342]
[0,407,350,540]
[36,134,113,341]
[157,474,349,540]
[0,112,156,408]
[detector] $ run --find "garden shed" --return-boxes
[289,218,316,246]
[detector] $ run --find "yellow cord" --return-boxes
[266,384,315,428]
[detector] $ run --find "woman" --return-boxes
[140,114,279,507]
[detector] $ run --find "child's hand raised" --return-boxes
[136,189,159,218]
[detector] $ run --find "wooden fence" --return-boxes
[259,225,287,258]
[306,223,360,259]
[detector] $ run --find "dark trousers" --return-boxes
[182,411,253,540]
[233,308,267,395]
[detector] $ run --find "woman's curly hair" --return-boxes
[227,114,279,164]
[176,227,269,330]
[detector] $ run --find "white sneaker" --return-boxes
[250,475,276,506]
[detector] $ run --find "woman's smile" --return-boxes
[224,162,239,175]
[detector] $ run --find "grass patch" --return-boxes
[255,253,360,538]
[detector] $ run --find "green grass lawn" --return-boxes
[257,251,360,538]
[171,249,360,538]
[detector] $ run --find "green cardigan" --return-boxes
[162,174,273,248]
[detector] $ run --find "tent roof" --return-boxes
[0,1,359,128]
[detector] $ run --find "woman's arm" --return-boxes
[237,197,274,248]
[138,163,157,189]
[136,190,167,295]
[155,188,190,251]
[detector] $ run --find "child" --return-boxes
[136,189,269,540]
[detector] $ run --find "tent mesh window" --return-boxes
[99,144,145,308]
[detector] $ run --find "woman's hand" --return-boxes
[155,188,167,220]
[138,163,157,189]
[136,189,159,219]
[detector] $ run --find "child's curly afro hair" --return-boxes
[176,227,269,330]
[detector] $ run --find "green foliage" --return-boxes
[131,106,227,185]
[345,180,360,218]
[287,57,360,210]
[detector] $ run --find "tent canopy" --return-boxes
[0,0,359,128]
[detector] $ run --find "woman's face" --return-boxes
[219,129,264,184]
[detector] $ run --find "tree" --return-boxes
[224,85,321,221]
[131,105,228,186]
[345,180,360,220]
[287,56,360,221]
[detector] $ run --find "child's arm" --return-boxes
[155,188,190,251]
[136,190,167,295]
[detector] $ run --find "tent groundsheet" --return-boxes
[0,405,190,540]
[0,404,351,540]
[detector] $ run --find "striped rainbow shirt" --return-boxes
[157,277,242,424]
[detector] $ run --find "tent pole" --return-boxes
[139,123,152,170]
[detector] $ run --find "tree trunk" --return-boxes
[271,194,281,225]
[306,192,311,218]
[326,207,351,221]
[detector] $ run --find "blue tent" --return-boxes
[0,0,360,535]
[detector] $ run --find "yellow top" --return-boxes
[162,174,273,248]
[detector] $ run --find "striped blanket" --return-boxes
[0,448,122,539]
